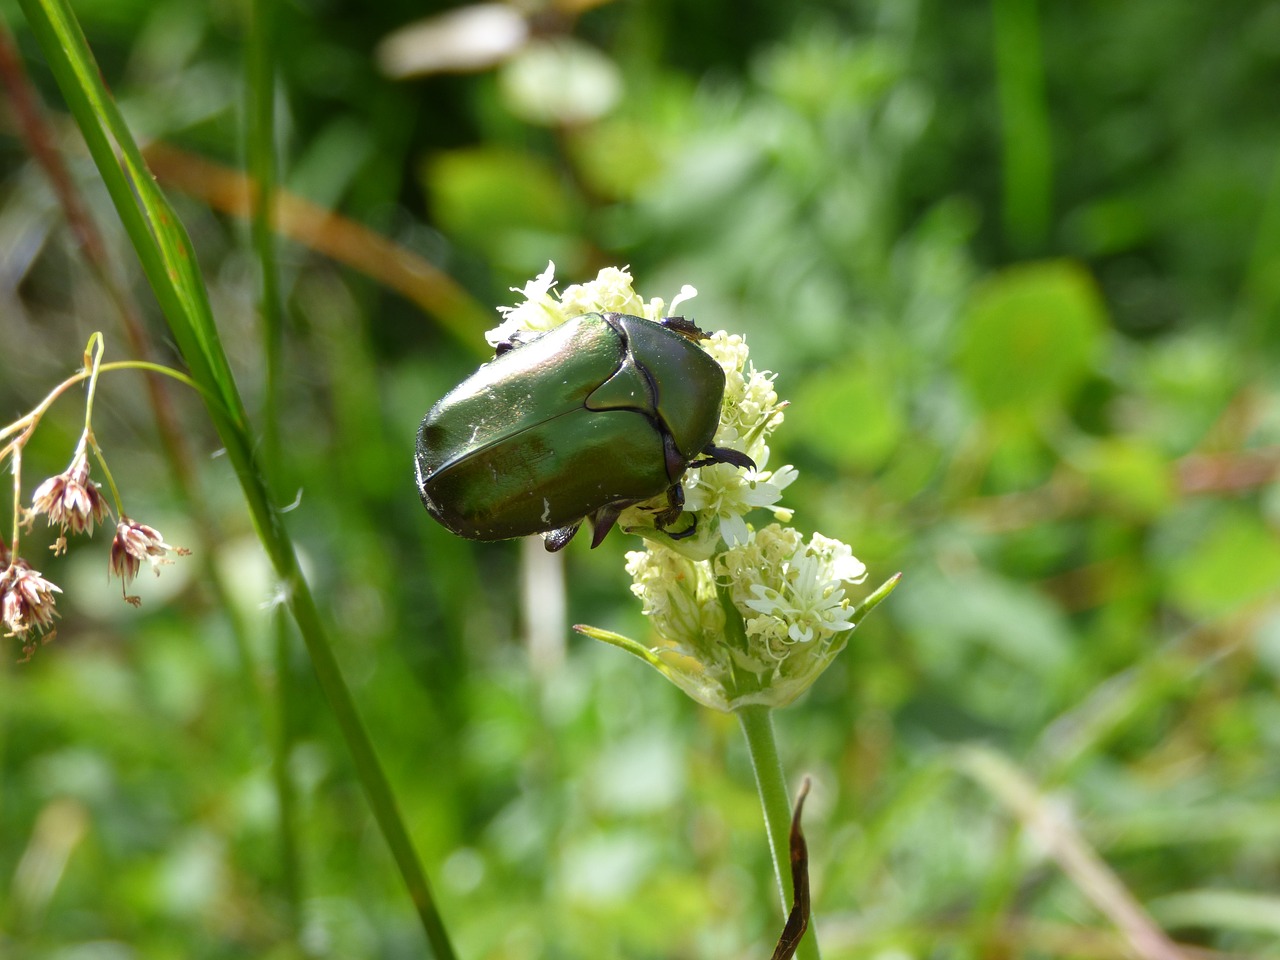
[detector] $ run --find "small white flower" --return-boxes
[745,554,852,644]
[704,337,786,461]
[666,284,698,317]
[683,456,798,547]
[721,524,868,663]
[625,546,722,647]
[734,530,867,648]
[612,526,875,710]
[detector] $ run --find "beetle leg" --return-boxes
[493,329,536,356]
[662,432,688,483]
[691,444,756,471]
[654,483,684,527]
[665,513,698,541]
[653,484,699,541]
[657,315,709,342]
[542,523,581,552]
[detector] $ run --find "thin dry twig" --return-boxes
[958,746,1187,960]
[142,142,492,351]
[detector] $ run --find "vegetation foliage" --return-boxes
[1,0,1279,957]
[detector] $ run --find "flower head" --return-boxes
[30,452,110,547]
[2,559,62,659]
[486,261,698,347]
[537,264,901,710]
[728,528,868,650]
[109,518,190,606]
[610,526,879,710]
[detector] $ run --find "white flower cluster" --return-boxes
[624,525,870,710]
[486,261,696,348]
[500,264,888,710]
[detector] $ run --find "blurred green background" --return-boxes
[3,0,1280,957]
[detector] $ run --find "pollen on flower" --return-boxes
[30,452,110,540]
[1,559,63,660]
[109,518,191,605]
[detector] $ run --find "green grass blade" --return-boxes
[992,0,1053,252]
[243,0,301,932]
[247,0,283,450]
[16,2,458,955]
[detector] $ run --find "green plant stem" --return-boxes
[244,0,302,932]
[737,704,821,960]
[16,2,457,955]
[272,607,302,932]
[992,0,1052,252]
[247,0,282,458]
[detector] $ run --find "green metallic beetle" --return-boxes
[415,312,753,551]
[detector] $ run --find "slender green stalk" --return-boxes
[992,0,1052,252]
[272,607,302,931]
[16,2,457,955]
[244,0,303,931]
[737,704,821,960]
[247,0,283,454]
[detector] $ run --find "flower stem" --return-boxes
[737,704,821,960]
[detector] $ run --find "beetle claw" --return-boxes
[663,513,698,541]
[651,484,699,540]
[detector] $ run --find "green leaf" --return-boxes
[1148,889,1280,936]
[1167,507,1280,619]
[1073,437,1175,519]
[957,260,1106,416]
[424,146,584,274]
[790,356,904,470]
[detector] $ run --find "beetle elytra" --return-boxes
[415,312,752,551]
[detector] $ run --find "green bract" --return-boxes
[415,311,752,551]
